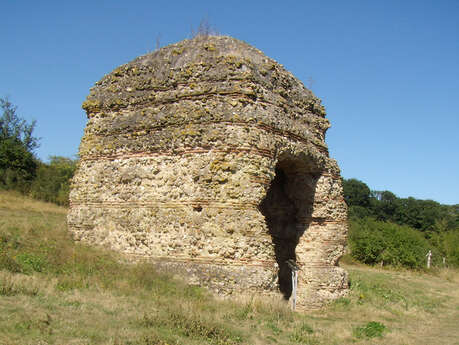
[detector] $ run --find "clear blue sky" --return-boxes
[2,0,458,205]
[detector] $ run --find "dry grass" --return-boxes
[308,265,459,345]
[1,190,458,345]
[0,190,66,214]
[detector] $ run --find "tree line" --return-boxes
[343,178,459,268]
[0,97,77,205]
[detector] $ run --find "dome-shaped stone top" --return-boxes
[80,36,332,164]
[83,36,326,119]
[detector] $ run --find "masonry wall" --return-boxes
[68,36,349,309]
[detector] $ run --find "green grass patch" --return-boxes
[353,321,387,339]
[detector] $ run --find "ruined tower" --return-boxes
[68,36,349,309]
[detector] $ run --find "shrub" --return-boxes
[349,218,432,268]
[442,230,459,267]
[30,156,77,206]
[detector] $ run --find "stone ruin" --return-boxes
[68,36,349,309]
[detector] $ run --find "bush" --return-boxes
[30,156,77,206]
[349,218,432,268]
[440,230,459,267]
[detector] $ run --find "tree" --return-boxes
[342,178,371,208]
[0,97,39,151]
[342,179,373,219]
[394,198,446,233]
[370,190,399,221]
[0,97,39,191]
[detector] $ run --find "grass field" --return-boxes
[1,190,458,345]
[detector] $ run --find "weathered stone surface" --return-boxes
[68,35,349,309]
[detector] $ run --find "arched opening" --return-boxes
[259,159,317,299]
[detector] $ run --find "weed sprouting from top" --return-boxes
[190,17,219,39]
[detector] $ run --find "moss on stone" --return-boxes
[82,99,102,113]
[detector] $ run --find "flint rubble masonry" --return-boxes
[68,36,349,309]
